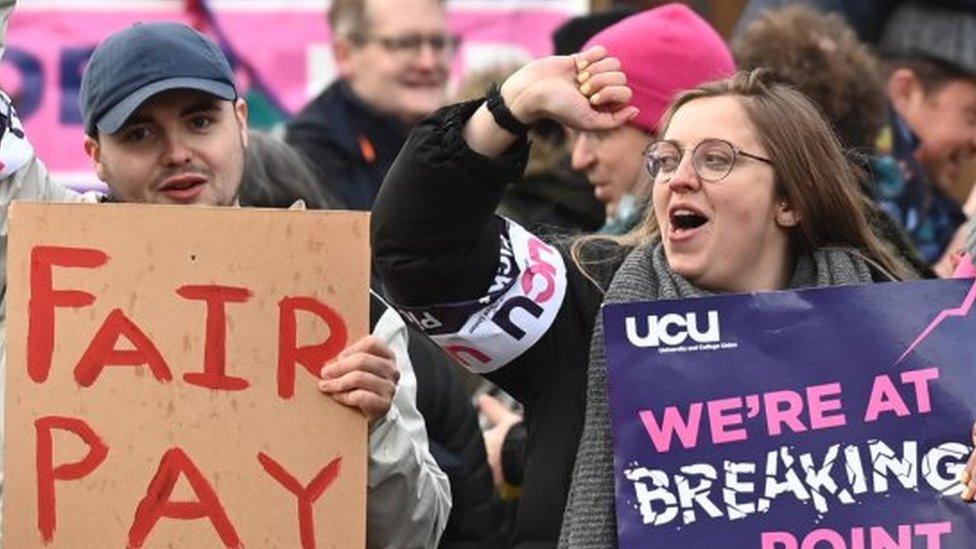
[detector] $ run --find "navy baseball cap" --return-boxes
[80,22,237,136]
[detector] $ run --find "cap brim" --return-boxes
[96,77,237,134]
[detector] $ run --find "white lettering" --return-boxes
[625,310,721,348]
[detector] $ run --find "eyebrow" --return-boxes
[179,100,223,117]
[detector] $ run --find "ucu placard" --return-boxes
[602,279,976,549]
[625,311,720,348]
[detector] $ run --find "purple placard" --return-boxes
[603,278,976,548]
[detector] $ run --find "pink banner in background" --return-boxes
[2,4,576,184]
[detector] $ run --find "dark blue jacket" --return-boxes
[285,80,409,210]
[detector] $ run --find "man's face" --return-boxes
[569,125,653,218]
[901,78,976,190]
[85,89,249,206]
[336,0,452,123]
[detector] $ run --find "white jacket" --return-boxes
[369,307,452,548]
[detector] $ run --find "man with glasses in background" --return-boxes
[289,6,503,547]
[286,0,457,210]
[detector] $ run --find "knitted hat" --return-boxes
[552,7,638,56]
[880,3,976,76]
[583,3,735,133]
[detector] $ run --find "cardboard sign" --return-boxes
[603,278,976,548]
[4,202,369,548]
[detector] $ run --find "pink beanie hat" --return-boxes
[583,3,735,133]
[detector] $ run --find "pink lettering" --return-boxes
[900,368,939,414]
[444,345,491,368]
[520,237,557,304]
[639,403,702,453]
[870,524,910,548]
[761,531,797,549]
[864,375,910,422]
[801,528,845,549]
[707,397,747,445]
[915,522,951,549]
[761,522,952,549]
[806,382,847,430]
[764,390,807,436]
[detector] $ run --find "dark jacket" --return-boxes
[370,290,504,548]
[873,111,967,264]
[373,101,626,548]
[496,171,604,235]
[286,80,409,210]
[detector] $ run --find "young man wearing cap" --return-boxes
[79,22,449,548]
[80,22,246,207]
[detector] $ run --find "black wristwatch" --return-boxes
[485,83,531,137]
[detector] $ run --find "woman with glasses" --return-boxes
[372,47,914,547]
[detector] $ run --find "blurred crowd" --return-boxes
[1,0,976,547]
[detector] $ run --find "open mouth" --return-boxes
[666,206,709,243]
[159,174,207,202]
[670,209,709,231]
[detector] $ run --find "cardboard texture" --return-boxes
[4,202,369,548]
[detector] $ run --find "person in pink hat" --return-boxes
[570,4,735,234]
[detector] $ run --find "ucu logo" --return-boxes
[625,311,720,348]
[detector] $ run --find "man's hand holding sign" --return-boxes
[318,335,400,425]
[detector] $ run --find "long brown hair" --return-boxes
[572,69,913,284]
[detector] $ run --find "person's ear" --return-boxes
[83,135,108,182]
[887,68,925,117]
[775,198,800,228]
[333,37,355,77]
[234,98,249,147]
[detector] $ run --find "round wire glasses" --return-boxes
[645,138,772,183]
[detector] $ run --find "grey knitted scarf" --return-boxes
[558,242,874,548]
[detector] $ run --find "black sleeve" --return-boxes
[371,100,529,306]
[501,420,527,486]
[407,328,504,545]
